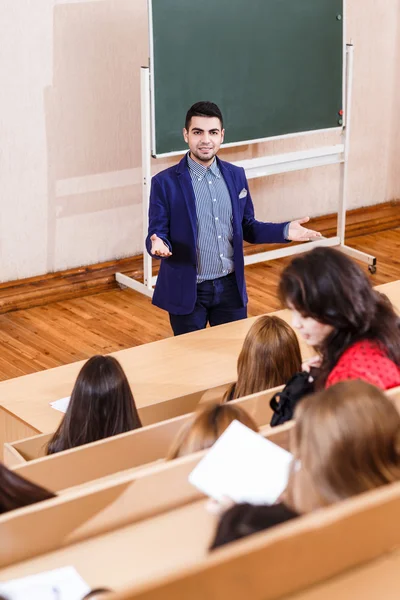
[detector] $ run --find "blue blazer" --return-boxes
[146,155,289,315]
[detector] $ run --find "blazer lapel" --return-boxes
[217,159,241,234]
[176,156,197,241]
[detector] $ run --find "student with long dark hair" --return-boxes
[278,247,400,389]
[47,355,142,455]
[224,315,302,401]
[210,380,400,549]
[0,462,55,514]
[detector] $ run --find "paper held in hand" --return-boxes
[189,420,293,505]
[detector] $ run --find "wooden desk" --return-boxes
[1,479,400,600]
[0,309,309,448]
[0,281,398,448]
[7,390,281,490]
[0,499,215,592]
[280,550,400,600]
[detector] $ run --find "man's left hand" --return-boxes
[287,217,322,242]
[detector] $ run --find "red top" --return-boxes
[326,340,400,390]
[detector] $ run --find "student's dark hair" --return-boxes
[47,355,141,455]
[279,247,400,388]
[210,502,297,550]
[82,588,113,599]
[185,101,223,130]
[0,462,55,514]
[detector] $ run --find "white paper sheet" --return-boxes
[50,396,70,414]
[0,565,90,600]
[189,420,293,505]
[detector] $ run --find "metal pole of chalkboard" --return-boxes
[115,67,154,296]
[337,44,353,244]
[116,45,377,295]
[336,44,377,273]
[141,66,153,289]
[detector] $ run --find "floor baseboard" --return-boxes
[1,200,399,314]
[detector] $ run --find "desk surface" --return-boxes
[1,496,400,600]
[0,281,398,436]
[0,499,214,592]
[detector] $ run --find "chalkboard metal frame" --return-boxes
[115,2,377,299]
[148,0,345,158]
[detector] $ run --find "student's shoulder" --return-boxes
[326,339,400,389]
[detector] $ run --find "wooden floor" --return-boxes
[0,228,399,382]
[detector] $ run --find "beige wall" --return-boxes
[388,0,400,200]
[1,0,399,283]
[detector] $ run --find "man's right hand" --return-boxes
[150,234,172,257]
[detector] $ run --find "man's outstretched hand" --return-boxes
[287,217,322,242]
[150,234,172,257]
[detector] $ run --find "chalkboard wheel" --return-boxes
[368,265,377,274]
[118,283,128,290]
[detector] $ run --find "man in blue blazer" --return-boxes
[146,101,321,335]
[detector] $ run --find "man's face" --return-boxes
[183,116,225,166]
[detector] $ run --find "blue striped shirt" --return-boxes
[187,153,234,283]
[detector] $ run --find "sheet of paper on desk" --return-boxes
[50,396,70,413]
[0,565,90,600]
[189,420,293,505]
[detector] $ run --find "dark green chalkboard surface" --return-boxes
[149,0,343,156]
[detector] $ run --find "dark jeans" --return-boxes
[169,273,247,336]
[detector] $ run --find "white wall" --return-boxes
[1,0,399,282]
[388,0,400,201]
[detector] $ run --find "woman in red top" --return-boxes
[278,247,400,390]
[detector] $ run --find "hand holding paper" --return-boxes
[189,421,293,505]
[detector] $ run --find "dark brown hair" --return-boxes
[225,315,302,400]
[284,380,400,513]
[82,589,113,599]
[0,462,55,514]
[211,380,400,550]
[47,355,141,455]
[166,402,258,460]
[185,101,223,130]
[279,247,400,387]
[210,502,297,550]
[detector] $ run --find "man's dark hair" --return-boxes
[185,101,223,131]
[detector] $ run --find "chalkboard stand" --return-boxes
[115,45,377,297]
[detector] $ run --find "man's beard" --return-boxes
[192,147,216,163]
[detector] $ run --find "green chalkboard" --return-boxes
[149,0,343,156]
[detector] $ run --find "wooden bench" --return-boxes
[1,279,398,450]
[0,305,316,449]
[0,466,399,599]
[0,425,285,570]
[5,380,400,494]
[0,384,398,569]
[109,481,400,600]
[5,386,282,491]
[1,277,397,451]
